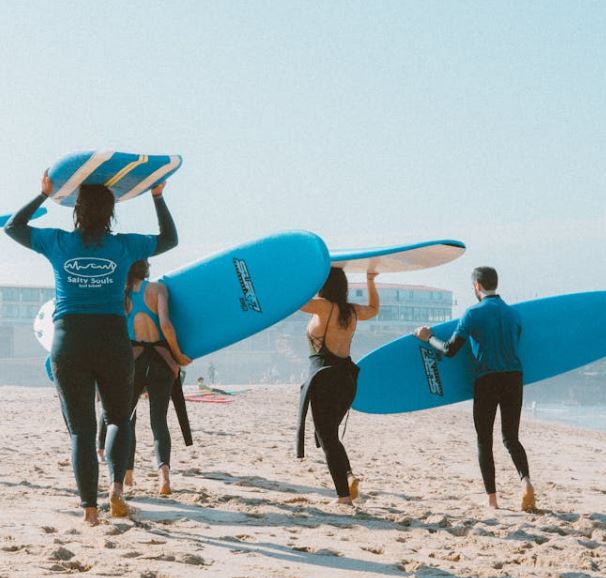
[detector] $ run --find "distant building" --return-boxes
[0,285,54,384]
[348,281,454,328]
[0,285,54,325]
[0,285,54,355]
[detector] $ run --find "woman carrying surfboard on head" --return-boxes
[124,259,191,495]
[298,268,380,505]
[4,171,178,526]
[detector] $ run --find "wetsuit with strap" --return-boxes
[128,280,179,379]
[128,281,192,448]
[297,304,359,453]
[297,303,360,497]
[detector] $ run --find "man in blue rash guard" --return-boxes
[414,267,536,512]
[5,170,178,526]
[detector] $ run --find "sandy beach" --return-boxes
[0,384,604,578]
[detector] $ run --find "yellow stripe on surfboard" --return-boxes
[104,155,148,188]
[119,156,182,202]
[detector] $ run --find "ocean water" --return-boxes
[525,403,606,432]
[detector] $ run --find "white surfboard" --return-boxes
[330,240,466,273]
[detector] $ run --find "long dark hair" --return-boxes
[124,260,150,310]
[73,184,115,246]
[319,267,354,328]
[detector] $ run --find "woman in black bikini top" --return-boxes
[298,267,379,505]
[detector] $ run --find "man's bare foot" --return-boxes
[83,507,99,526]
[123,470,135,487]
[109,483,131,518]
[336,496,354,506]
[487,493,499,509]
[347,473,360,501]
[159,465,171,496]
[521,477,536,512]
[96,449,105,463]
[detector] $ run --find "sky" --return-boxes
[0,1,604,313]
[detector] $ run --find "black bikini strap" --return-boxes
[323,304,335,340]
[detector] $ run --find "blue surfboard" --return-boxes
[34,231,330,365]
[353,291,606,414]
[330,240,466,273]
[0,207,47,227]
[162,231,330,359]
[48,150,183,207]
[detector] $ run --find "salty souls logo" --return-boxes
[64,258,117,278]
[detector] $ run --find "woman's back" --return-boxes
[302,270,380,358]
[126,280,164,342]
[307,300,358,358]
[34,228,156,319]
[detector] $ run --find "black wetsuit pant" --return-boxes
[473,371,530,494]
[310,367,356,497]
[51,315,133,508]
[127,347,174,470]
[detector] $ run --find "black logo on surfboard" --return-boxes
[233,258,262,313]
[420,346,443,396]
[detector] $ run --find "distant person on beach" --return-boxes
[196,376,231,396]
[124,259,191,495]
[298,268,379,506]
[4,173,178,525]
[208,362,216,384]
[415,266,535,511]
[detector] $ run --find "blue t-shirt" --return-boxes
[31,228,157,320]
[454,295,522,378]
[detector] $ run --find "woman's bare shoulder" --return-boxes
[301,297,332,315]
[147,281,168,294]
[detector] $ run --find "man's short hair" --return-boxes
[472,267,498,291]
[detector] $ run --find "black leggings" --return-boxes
[51,315,133,509]
[127,349,174,470]
[473,372,530,494]
[310,368,356,497]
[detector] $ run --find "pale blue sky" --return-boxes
[1,1,604,312]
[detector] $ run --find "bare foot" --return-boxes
[96,449,105,464]
[109,483,131,518]
[336,496,354,506]
[159,465,171,496]
[123,470,135,487]
[487,493,499,509]
[347,474,360,501]
[521,477,536,512]
[83,507,99,526]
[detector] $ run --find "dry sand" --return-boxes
[0,384,604,578]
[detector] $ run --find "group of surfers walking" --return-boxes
[4,173,535,525]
